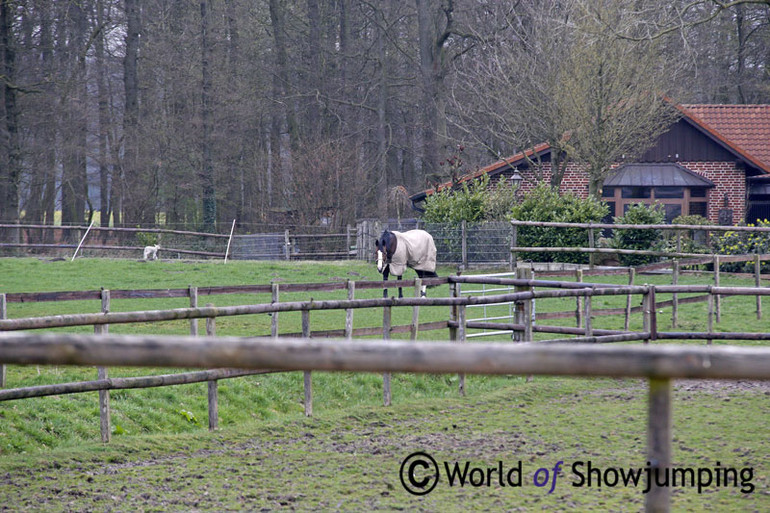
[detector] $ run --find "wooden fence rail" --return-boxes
[1,333,769,513]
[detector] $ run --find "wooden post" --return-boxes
[707,288,714,346]
[575,268,584,329]
[672,260,679,329]
[208,380,218,431]
[461,220,468,269]
[346,224,352,259]
[587,223,595,270]
[755,253,762,320]
[410,278,421,341]
[206,303,218,431]
[284,229,291,260]
[583,288,593,338]
[382,305,392,406]
[189,286,199,336]
[302,309,312,416]
[649,286,657,342]
[508,224,515,271]
[457,303,466,396]
[97,289,111,443]
[514,267,534,342]
[449,281,458,343]
[642,287,651,340]
[271,283,279,338]
[0,293,6,387]
[646,378,672,513]
[511,224,518,270]
[625,268,635,331]
[345,280,355,339]
[713,255,721,323]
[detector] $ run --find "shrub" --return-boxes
[611,203,665,266]
[509,183,608,264]
[421,174,517,224]
[665,214,713,255]
[712,219,770,272]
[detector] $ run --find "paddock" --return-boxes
[1,265,769,512]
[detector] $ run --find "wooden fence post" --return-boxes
[457,303,466,396]
[461,220,468,269]
[382,305,392,406]
[205,306,218,431]
[755,253,762,320]
[410,278,421,341]
[514,266,534,342]
[672,261,679,328]
[625,268,635,331]
[284,230,291,260]
[0,293,6,388]
[646,377,672,513]
[642,286,651,341]
[707,287,714,346]
[587,223,595,270]
[189,286,198,336]
[449,280,458,343]
[575,268,584,329]
[346,224,352,259]
[302,309,312,416]
[345,280,355,339]
[97,289,111,443]
[583,287,593,338]
[713,255,721,323]
[271,283,279,338]
[511,224,518,270]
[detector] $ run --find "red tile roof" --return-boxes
[412,103,770,200]
[416,142,551,198]
[679,104,770,173]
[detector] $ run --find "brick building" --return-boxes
[411,104,770,225]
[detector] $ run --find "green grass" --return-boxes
[0,257,768,510]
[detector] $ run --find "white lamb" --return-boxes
[143,244,160,261]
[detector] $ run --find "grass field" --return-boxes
[0,257,768,511]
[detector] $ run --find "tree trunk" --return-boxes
[122,0,140,227]
[200,0,216,232]
[0,0,20,236]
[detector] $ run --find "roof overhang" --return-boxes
[605,163,715,188]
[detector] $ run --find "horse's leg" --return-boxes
[382,267,389,298]
[397,275,403,298]
[415,270,428,297]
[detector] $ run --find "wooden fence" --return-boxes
[1,332,769,513]
[3,274,770,415]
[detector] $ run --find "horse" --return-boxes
[375,229,438,298]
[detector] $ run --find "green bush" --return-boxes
[509,183,608,264]
[422,174,517,224]
[665,214,713,255]
[712,219,770,272]
[611,203,665,266]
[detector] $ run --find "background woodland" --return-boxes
[0,0,768,233]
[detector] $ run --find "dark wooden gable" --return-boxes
[639,117,737,163]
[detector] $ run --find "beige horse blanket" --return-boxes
[388,230,437,276]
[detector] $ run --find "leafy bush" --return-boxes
[509,183,608,263]
[665,214,713,255]
[712,219,770,272]
[611,203,665,266]
[422,174,516,224]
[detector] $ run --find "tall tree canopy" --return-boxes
[0,0,767,232]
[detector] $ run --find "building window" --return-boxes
[604,186,709,223]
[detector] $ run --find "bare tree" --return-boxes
[562,1,682,197]
[449,0,575,188]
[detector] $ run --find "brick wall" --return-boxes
[514,161,745,224]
